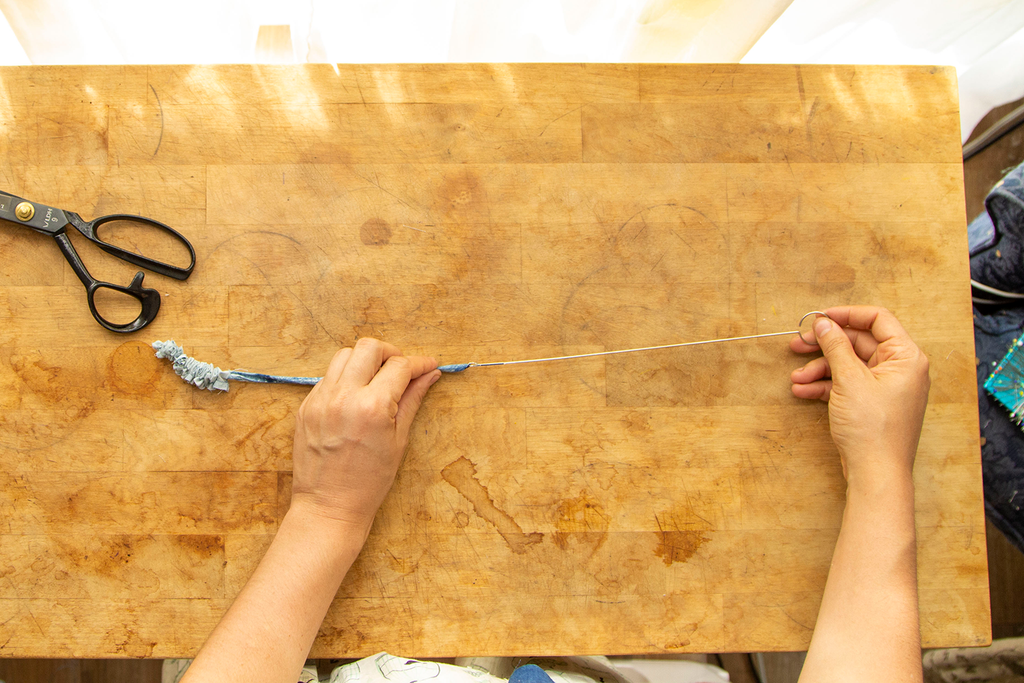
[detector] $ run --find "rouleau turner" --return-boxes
[153,312,825,392]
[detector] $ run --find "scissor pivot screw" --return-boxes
[14,202,34,221]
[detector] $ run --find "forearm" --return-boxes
[800,467,922,683]
[182,503,367,683]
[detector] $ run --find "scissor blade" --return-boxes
[0,192,68,235]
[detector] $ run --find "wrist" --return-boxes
[844,462,916,514]
[841,444,915,488]
[283,497,373,562]
[841,471,918,549]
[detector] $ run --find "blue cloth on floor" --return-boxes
[970,162,1024,279]
[974,307,1024,552]
[968,205,996,255]
[509,665,554,683]
[971,160,1024,553]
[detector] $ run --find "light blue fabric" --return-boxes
[509,665,554,683]
[438,363,471,373]
[225,370,321,386]
[968,209,996,256]
[153,340,322,391]
[152,340,231,391]
[155,340,462,390]
[970,162,1024,289]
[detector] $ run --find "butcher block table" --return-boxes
[0,64,989,657]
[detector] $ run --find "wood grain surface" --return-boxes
[0,64,989,657]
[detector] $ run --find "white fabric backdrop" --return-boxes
[743,0,1024,140]
[0,0,1021,140]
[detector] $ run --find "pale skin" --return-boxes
[791,306,929,683]
[182,305,929,683]
[181,338,441,683]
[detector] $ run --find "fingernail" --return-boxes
[429,372,441,385]
[813,317,832,337]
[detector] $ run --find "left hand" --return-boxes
[788,307,930,487]
[290,338,440,535]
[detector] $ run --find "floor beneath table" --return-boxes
[2,102,1023,683]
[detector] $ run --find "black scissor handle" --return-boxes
[86,272,161,333]
[53,231,161,333]
[69,212,196,281]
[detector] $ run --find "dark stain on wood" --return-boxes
[9,351,93,411]
[108,341,162,395]
[173,534,223,557]
[99,535,137,567]
[434,170,483,219]
[441,456,542,554]
[654,528,709,566]
[110,628,157,658]
[360,218,392,245]
[553,492,608,554]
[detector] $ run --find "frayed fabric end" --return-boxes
[153,340,231,391]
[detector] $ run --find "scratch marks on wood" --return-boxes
[351,169,435,223]
[148,84,164,157]
[616,203,676,237]
[678,204,719,228]
[805,96,820,148]
[538,105,583,138]
[795,65,806,111]
[440,456,542,554]
[286,289,341,346]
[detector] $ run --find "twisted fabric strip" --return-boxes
[152,340,231,391]
[154,312,824,390]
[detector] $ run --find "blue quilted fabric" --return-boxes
[971,161,1024,553]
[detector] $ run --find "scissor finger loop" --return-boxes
[0,190,196,333]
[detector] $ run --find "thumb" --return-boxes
[813,317,860,378]
[395,370,440,437]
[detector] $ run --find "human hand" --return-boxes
[789,306,930,487]
[290,338,441,536]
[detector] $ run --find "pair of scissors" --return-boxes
[0,191,195,333]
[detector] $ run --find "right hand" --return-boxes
[290,338,441,536]
[789,306,930,486]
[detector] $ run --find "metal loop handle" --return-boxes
[797,311,830,345]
